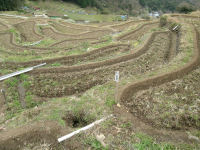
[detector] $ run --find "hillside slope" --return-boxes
[62,0,200,15]
[93,0,141,15]
[138,0,199,12]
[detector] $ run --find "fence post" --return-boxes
[1,89,7,105]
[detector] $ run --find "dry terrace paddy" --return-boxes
[0,14,200,149]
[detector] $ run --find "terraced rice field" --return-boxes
[0,14,200,149]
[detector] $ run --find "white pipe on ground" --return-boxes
[58,114,113,143]
[0,63,46,81]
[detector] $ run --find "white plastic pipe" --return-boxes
[173,25,179,31]
[0,63,46,81]
[58,114,113,143]
[0,68,33,81]
[23,40,42,46]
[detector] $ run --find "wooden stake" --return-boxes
[1,89,7,105]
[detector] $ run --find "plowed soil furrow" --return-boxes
[0,21,155,55]
[0,33,25,51]
[117,22,158,41]
[0,32,105,56]
[0,17,25,25]
[14,21,43,42]
[1,14,200,150]
[119,27,200,112]
[114,105,195,146]
[0,32,56,52]
[0,31,100,50]
[0,22,8,31]
[31,18,49,24]
[30,32,170,97]
[164,32,178,62]
[2,44,130,68]
[60,21,100,31]
[92,22,120,27]
[41,27,112,40]
[49,37,97,48]
[50,21,89,34]
[36,44,130,66]
[0,22,158,66]
[170,14,200,19]
[110,20,149,32]
[32,31,167,74]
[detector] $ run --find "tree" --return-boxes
[62,0,96,8]
[176,2,196,14]
[0,0,25,11]
[138,0,197,13]
[159,16,167,27]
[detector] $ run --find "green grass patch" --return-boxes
[51,62,61,67]
[9,28,21,43]
[132,133,176,150]
[36,38,56,47]
[105,96,116,108]
[84,137,109,150]
[48,109,66,127]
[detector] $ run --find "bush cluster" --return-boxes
[0,0,25,11]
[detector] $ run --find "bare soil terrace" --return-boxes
[0,14,200,150]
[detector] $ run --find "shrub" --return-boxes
[141,14,150,20]
[100,8,110,15]
[176,2,196,14]
[159,16,167,27]
[0,0,25,11]
[62,0,96,8]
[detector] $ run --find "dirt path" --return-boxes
[0,121,61,150]
[114,105,196,144]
